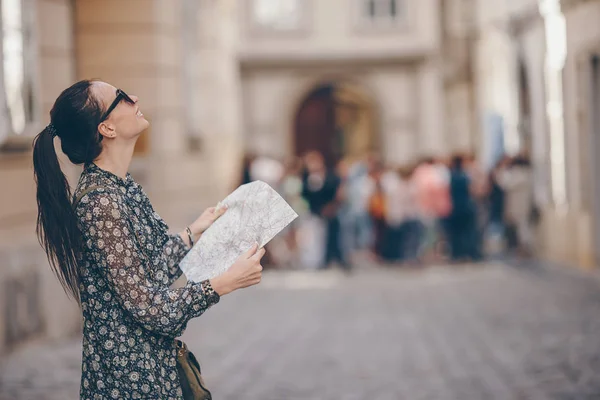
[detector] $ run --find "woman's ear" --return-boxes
[98,121,116,139]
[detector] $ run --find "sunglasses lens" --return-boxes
[116,90,134,104]
[123,93,135,104]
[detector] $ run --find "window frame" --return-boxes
[0,0,42,152]
[244,0,311,37]
[353,0,410,32]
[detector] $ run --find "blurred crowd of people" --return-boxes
[240,150,538,270]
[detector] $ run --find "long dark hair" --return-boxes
[32,80,105,303]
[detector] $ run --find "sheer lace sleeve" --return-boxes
[78,189,219,337]
[158,233,190,286]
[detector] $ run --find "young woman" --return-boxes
[32,79,265,399]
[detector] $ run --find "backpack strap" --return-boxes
[72,185,107,209]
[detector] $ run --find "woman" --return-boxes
[32,80,265,399]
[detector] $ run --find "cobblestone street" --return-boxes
[1,261,600,400]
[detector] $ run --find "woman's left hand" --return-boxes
[189,205,228,237]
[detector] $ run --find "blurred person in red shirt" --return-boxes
[412,157,452,261]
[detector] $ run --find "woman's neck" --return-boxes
[93,143,135,180]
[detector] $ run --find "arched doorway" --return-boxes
[293,82,377,167]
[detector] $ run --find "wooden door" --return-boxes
[294,85,336,167]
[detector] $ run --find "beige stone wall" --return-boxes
[562,1,600,209]
[416,60,446,156]
[544,0,600,269]
[473,0,543,161]
[193,0,245,195]
[469,0,597,270]
[0,0,80,355]
[520,19,550,204]
[366,66,420,164]
[444,83,475,152]
[238,0,441,62]
[76,0,187,157]
[239,62,448,167]
[0,0,236,355]
[236,0,446,166]
[474,28,522,160]
[481,0,600,270]
[75,0,224,232]
[441,0,477,155]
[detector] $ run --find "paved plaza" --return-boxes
[1,261,600,399]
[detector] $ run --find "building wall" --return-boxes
[472,0,600,270]
[75,0,228,227]
[473,0,543,164]
[544,0,600,269]
[240,60,448,167]
[238,0,441,62]
[196,0,245,192]
[238,0,446,165]
[0,0,235,355]
[469,0,595,269]
[474,28,522,164]
[520,19,550,206]
[0,0,80,355]
[562,0,600,211]
[441,0,478,155]
[3,0,596,358]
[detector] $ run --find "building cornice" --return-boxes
[237,49,432,69]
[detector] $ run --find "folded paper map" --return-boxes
[179,180,298,282]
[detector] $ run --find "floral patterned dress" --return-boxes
[73,163,220,399]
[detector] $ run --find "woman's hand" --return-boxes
[189,205,227,237]
[210,243,265,296]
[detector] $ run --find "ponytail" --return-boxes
[32,79,105,303]
[33,126,82,303]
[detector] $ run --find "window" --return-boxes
[360,0,405,27]
[251,0,302,31]
[1,0,37,145]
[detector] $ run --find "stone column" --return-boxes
[418,59,446,156]
[76,0,186,158]
[194,0,244,194]
[75,0,223,227]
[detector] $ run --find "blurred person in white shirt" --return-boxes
[497,154,535,256]
[380,165,422,263]
[249,154,284,187]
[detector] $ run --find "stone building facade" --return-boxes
[471,0,551,243]
[552,0,600,268]
[0,0,454,353]
[238,0,450,166]
[0,0,232,355]
[2,0,599,354]
[470,0,600,270]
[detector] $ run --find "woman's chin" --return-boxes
[139,119,150,131]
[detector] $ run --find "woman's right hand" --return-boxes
[209,243,265,296]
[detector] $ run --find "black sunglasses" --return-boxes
[99,89,135,122]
